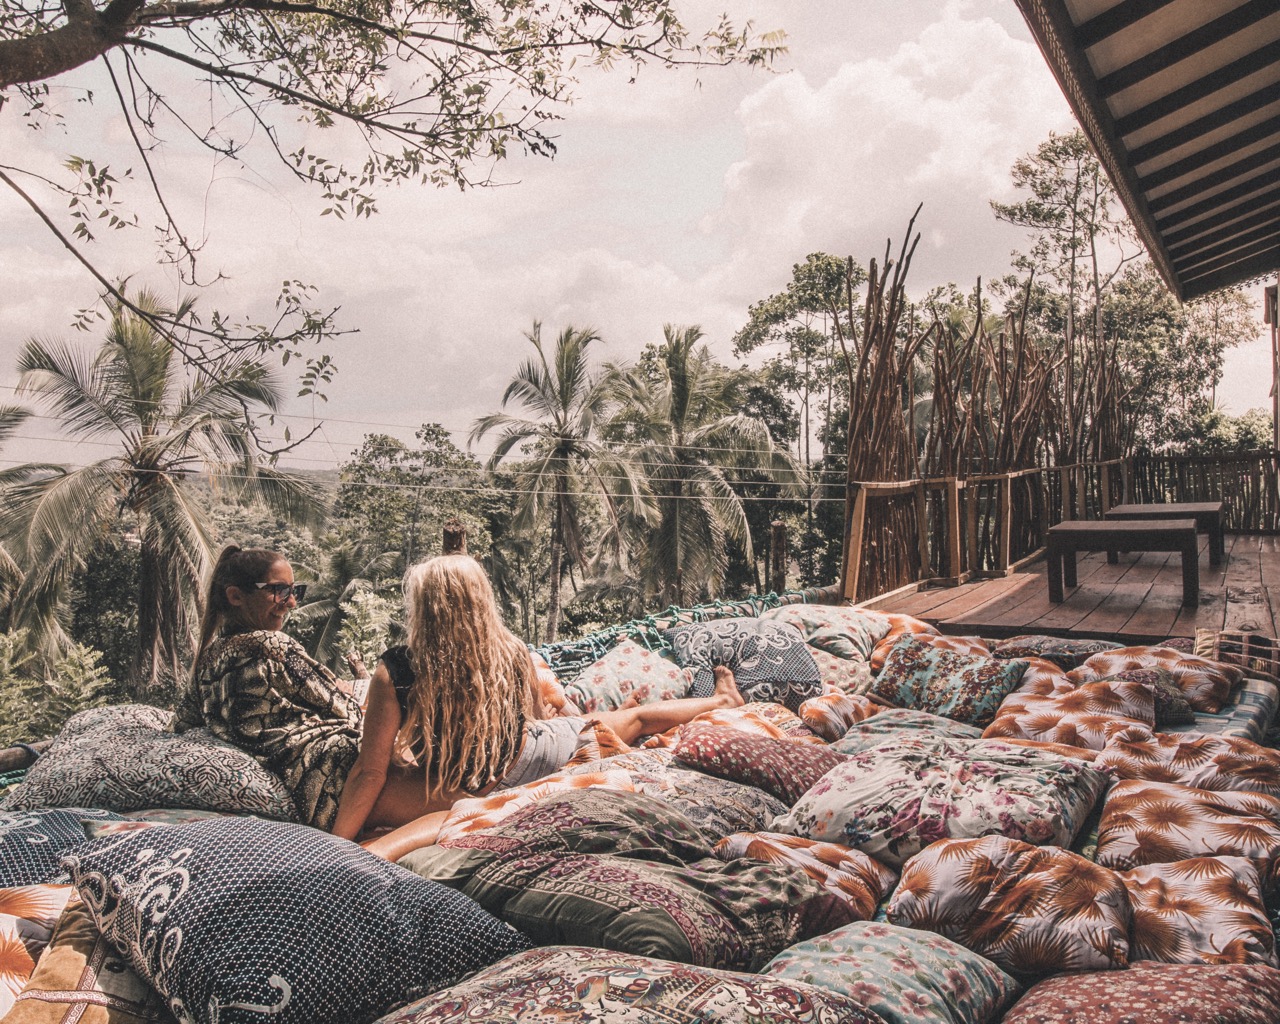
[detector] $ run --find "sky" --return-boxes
[1,0,1274,473]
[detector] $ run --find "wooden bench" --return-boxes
[1046,519,1200,607]
[1103,501,1225,566]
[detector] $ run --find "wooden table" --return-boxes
[1046,519,1200,606]
[1103,501,1225,565]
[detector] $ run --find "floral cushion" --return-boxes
[991,635,1123,671]
[0,885,76,1017]
[1094,780,1280,870]
[1000,960,1280,1024]
[887,836,1131,976]
[761,604,892,661]
[830,708,982,755]
[868,614,942,672]
[3,895,168,1024]
[2,706,297,821]
[1094,731,1280,796]
[809,645,875,696]
[798,691,880,742]
[663,618,822,711]
[871,635,1028,727]
[672,724,848,805]
[562,640,693,714]
[1071,646,1245,714]
[1120,857,1277,966]
[774,735,1109,868]
[528,649,581,716]
[983,680,1157,751]
[64,816,532,1024]
[762,920,1021,1024]
[375,945,888,1024]
[0,809,123,887]
[713,832,897,921]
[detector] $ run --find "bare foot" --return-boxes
[712,665,744,709]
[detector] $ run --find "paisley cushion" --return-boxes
[63,816,532,1024]
[991,635,1123,671]
[672,724,847,805]
[375,945,888,1024]
[664,618,822,711]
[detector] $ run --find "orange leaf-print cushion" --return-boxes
[1071,646,1244,714]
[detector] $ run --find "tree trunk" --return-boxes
[546,494,563,643]
[130,533,163,698]
[0,0,145,89]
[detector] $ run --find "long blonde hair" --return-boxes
[398,554,539,796]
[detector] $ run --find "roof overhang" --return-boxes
[1014,0,1280,301]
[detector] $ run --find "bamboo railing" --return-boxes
[841,451,1280,603]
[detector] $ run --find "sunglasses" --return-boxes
[255,582,307,603]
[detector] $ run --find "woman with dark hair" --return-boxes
[179,545,363,831]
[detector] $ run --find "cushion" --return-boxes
[1000,960,1280,1024]
[672,724,848,805]
[562,640,693,714]
[1071,645,1245,714]
[663,618,822,711]
[713,832,897,921]
[1097,668,1196,726]
[62,816,532,1024]
[913,634,992,657]
[0,810,123,887]
[797,691,879,742]
[436,769,639,843]
[2,896,168,1024]
[0,886,76,1018]
[1094,780,1280,870]
[868,614,942,672]
[644,700,826,748]
[378,945,888,1024]
[1120,856,1277,966]
[761,604,892,661]
[762,920,1022,1024]
[871,634,1028,727]
[774,735,1109,868]
[831,708,982,755]
[2,707,297,821]
[808,645,874,696]
[1009,657,1075,696]
[992,635,1123,671]
[407,790,852,971]
[1195,629,1280,683]
[983,680,1157,751]
[1094,731,1280,796]
[887,835,1131,976]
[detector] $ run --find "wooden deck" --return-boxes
[865,533,1280,644]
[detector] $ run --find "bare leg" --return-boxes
[362,809,451,861]
[592,666,744,744]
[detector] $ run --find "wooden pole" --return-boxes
[842,484,868,601]
[998,473,1012,571]
[914,482,931,580]
[945,478,962,580]
[770,520,787,593]
[442,518,467,554]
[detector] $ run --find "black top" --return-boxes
[377,645,523,781]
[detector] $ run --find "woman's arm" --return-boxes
[330,662,402,841]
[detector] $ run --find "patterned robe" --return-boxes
[178,630,362,831]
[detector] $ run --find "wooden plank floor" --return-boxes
[865,534,1279,643]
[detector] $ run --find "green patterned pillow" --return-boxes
[871,634,1028,727]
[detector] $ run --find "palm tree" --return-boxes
[470,322,645,643]
[615,325,800,606]
[2,289,323,693]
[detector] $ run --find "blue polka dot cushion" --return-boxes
[0,808,123,886]
[61,816,533,1024]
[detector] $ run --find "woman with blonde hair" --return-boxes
[331,553,743,851]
